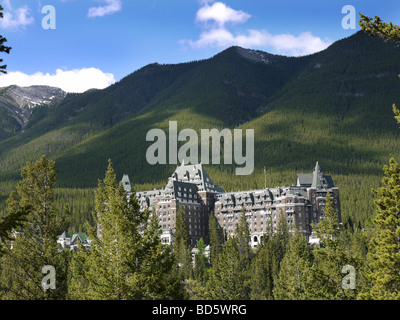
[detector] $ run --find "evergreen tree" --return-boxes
[193,237,208,282]
[357,14,400,299]
[174,237,193,282]
[249,233,275,300]
[69,160,178,299]
[359,13,400,42]
[273,228,313,300]
[172,205,192,283]
[249,212,289,300]
[273,209,290,263]
[174,205,190,248]
[183,278,208,300]
[358,158,400,299]
[183,237,209,300]
[206,235,249,299]
[0,156,70,300]
[0,5,11,74]
[235,209,252,269]
[0,203,28,255]
[128,210,180,299]
[313,192,341,249]
[271,210,290,291]
[307,193,357,299]
[208,211,223,266]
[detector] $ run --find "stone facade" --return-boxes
[123,161,340,248]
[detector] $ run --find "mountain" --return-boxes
[1,31,400,228]
[0,85,66,139]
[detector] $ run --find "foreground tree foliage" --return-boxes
[208,211,224,266]
[206,235,249,299]
[358,159,400,299]
[0,5,11,74]
[273,228,313,300]
[0,5,16,252]
[172,205,193,295]
[0,154,398,300]
[307,193,359,299]
[359,13,400,42]
[68,160,179,300]
[0,156,70,299]
[357,13,400,300]
[0,207,28,255]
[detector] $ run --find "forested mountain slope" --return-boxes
[1,30,400,230]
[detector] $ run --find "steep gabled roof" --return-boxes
[167,162,224,193]
[297,161,335,189]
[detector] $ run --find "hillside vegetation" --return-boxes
[1,30,400,231]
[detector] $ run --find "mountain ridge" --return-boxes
[0,85,66,139]
[2,30,400,228]
[0,31,399,188]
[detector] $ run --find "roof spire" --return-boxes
[312,161,323,188]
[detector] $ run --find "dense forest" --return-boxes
[0,149,398,300]
[2,29,400,234]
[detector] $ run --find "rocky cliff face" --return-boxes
[0,85,66,109]
[0,85,66,137]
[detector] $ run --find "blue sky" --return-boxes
[0,0,398,92]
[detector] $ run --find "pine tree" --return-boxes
[69,159,178,299]
[0,200,28,255]
[206,235,249,299]
[307,193,357,299]
[359,13,400,42]
[0,156,70,300]
[172,205,192,282]
[208,211,223,266]
[175,238,193,281]
[69,160,137,299]
[235,209,252,269]
[273,209,290,263]
[358,158,400,299]
[0,5,11,74]
[249,233,275,300]
[357,14,400,300]
[248,211,289,300]
[183,278,208,300]
[193,237,208,282]
[273,228,313,300]
[127,210,180,299]
[313,192,341,249]
[174,205,190,248]
[183,237,209,299]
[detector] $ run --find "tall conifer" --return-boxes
[69,160,178,299]
[358,159,400,299]
[208,211,223,266]
[274,228,313,300]
[0,156,70,300]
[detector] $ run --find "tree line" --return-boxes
[0,148,398,300]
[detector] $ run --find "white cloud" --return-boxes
[262,31,333,56]
[87,0,122,18]
[0,68,116,93]
[182,2,333,56]
[0,0,34,30]
[184,28,332,56]
[196,2,251,27]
